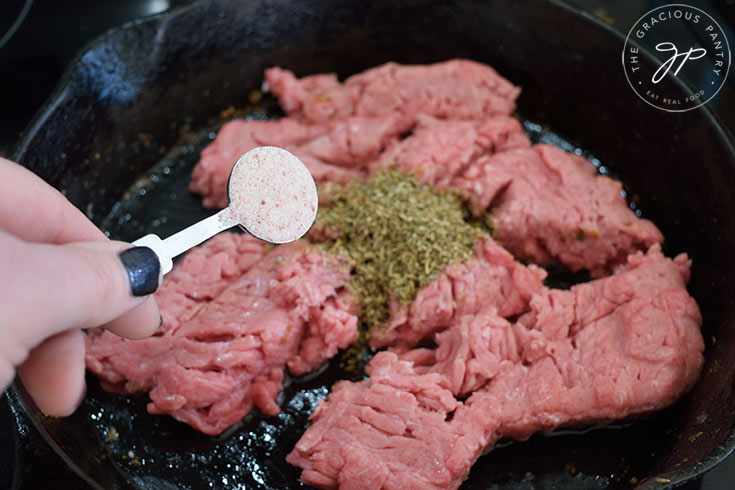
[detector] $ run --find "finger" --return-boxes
[102,296,161,340]
[0,157,104,244]
[0,158,159,337]
[0,232,161,355]
[95,296,161,342]
[17,329,86,417]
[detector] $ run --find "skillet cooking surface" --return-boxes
[82,104,653,489]
[9,0,735,489]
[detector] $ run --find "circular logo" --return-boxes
[622,4,731,112]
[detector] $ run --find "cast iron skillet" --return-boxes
[8,0,735,488]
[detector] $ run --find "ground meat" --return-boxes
[286,352,472,490]
[455,246,703,446]
[376,115,530,187]
[191,59,523,211]
[369,236,545,350]
[453,144,664,275]
[194,62,661,276]
[265,59,520,124]
[190,115,407,209]
[397,308,519,396]
[189,112,529,210]
[288,245,704,489]
[85,233,358,435]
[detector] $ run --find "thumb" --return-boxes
[0,231,161,364]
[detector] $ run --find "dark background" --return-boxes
[0,0,733,488]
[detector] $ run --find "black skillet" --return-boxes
[7,0,735,488]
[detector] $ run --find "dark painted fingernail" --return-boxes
[118,246,161,296]
[158,314,163,329]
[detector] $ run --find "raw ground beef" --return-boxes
[265,59,520,124]
[377,115,530,187]
[464,251,703,442]
[286,352,466,490]
[189,112,528,211]
[190,59,523,210]
[190,114,407,209]
[86,233,358,435]
[288,245,704,489]
[191,61,661,275]
[454,144,664,275]
[369,236,545,350]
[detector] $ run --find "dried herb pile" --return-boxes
[313,171,485,329]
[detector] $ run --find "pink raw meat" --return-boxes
[289,245,704,489]
[265,59,520,124]
[286,352,470,490]
[86,233,358,435]
[190,115,406,209]
[397,308,519,396]
[375,115,530,187]
[453,144,664,275]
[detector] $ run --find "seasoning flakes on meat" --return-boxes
[369,236,546,350]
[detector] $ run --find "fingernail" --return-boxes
[158,314,163,329]
[118,246,161,296]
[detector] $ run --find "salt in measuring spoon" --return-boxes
[133,146,318,276]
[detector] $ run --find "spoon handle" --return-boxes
[133,208,238,274]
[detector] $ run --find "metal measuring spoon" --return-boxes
[133,146,318,276]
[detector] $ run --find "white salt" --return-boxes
[227,146,318,243]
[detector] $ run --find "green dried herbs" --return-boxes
[313,171,485,329]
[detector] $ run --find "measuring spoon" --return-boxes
[133,146,318,276]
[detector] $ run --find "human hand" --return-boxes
[0,157,161,416]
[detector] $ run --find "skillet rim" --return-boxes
[8,0,735,488]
